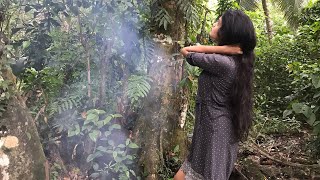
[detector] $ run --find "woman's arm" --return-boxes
[180,45,242,57]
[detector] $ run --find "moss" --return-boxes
[2,97,46,179]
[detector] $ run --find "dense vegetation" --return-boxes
[0,0,319,179]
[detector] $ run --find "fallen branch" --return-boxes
[249,140,320,169]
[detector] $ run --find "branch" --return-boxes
[249,141,320,169]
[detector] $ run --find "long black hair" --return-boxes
[217,9,257,141]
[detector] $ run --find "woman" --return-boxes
[175,9,256,180]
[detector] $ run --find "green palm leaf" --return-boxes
[239,0,307,28]
[271,0,307,27]
[237,0,258,10]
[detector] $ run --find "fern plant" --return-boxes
[176,0,200,28]
[127,75,153,106]
[152,0,200,30]
[154,7,172,30]
[49,94,83,116]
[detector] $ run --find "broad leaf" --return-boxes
[89,130,100,142]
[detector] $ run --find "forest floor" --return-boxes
[232,128,320,180]
[50,125,320,180]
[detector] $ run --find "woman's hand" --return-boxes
[180,45,242,57]
[180,47,190,57]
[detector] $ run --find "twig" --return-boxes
[34,105,46,122]
[234,166,250,180]
[249,140,320,169]
[44,160,50,180]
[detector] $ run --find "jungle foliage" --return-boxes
[0,0,320,179]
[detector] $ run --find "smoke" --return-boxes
[46,2,157,179]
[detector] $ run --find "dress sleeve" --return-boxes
[185,52,234,75]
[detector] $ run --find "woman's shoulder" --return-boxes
[208,53,236,68]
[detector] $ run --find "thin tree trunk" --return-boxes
[262,0,273,43]
[86,50,91,98]
[99,42,108,107]
[78,15,92,99]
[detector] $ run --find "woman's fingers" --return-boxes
[225,45,242,54]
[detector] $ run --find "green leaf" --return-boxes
[163,19,168,30]
[68,124,80,137]
[283,110,292,118]
[97,110,106,114]
[126,155,133,160]
[312,123,320,135]
[311,75,320,89]
[23,41,31,49]
[103,116,113,125]
[113,151,118,159]
[314,121,320,126]
[129,170,136,177]
[292,103,303,114]
[174,145,180,154]
[128,143,139,149]
[301,105,313,118]
[26,132,31,140]
[112,114,123,118]
[109,124,121,131]
[118,144,126,148]
[114,156,122,162]
[314,92,320,99]
[89,130,100,142]
[87,113,99,121]
[126,139,130,146]
[93,163,99,171]
[86,154,95,162]
[96,146,108,152]
[307,113,316,126]
[96,121,104,128]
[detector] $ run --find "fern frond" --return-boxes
[154,7,172,30]
[142,37,155,64]
[127,75,153,105]
[271,0,307,28]
[176,0,200,28]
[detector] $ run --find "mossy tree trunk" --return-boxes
[0,95,47,180]
[0,13,47,179]
[133,1,188,179]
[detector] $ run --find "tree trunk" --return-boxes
[0,95,46,180]
[262,0,273,43]
[78,15,92,99]
[0,22,46,179]
[133,1,188,179]
[99,41,112,108]
[134,42,185,179]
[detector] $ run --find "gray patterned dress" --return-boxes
[181,52,239,180]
